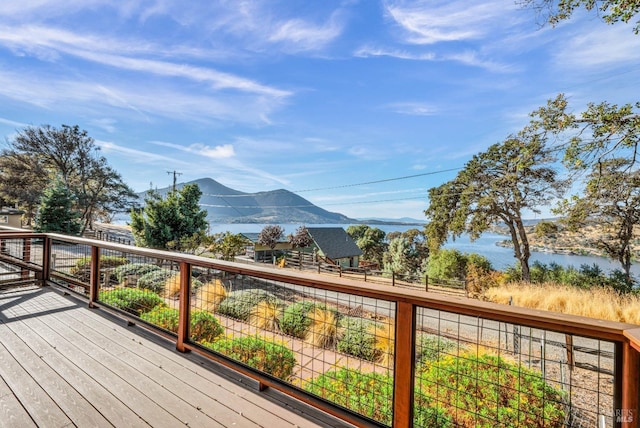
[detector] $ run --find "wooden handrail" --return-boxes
[3,230,639,427]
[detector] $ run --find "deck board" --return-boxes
[0,286,343,428]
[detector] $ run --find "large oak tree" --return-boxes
[425,129,564,282]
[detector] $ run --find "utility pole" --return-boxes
[167,170,183,192]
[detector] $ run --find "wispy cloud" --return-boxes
[384,0,517,45]
[152,141,235,159]
[384,101,438,116]
[354,46,435,60]
[267,12,345,53]
[97,140,181,164]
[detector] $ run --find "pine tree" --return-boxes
[35,178,82,234]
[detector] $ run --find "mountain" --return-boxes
[357,217,427,225]
[142,178,357,224]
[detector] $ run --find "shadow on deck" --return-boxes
[0,283,350,428]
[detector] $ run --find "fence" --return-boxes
[2,228,640,427]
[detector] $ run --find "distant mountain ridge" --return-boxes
[142,178,357,224]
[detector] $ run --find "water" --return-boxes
[207,223,640,276]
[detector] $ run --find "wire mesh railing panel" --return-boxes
[0,237,42,283]
[414,307,616,428]
[50,239,92,295]
[189,270,397,426]
[96,250,181,326]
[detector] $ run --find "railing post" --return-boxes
[425,275,428,292]
[89,245,100,308]
[21,237,31,280]
[393,301,415,428]
[176,261,192,353]
[40,236,51,286]
[617,340,639,427]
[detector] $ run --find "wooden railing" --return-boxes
[1,227,639,427]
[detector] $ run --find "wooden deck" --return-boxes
[0,285,348,428]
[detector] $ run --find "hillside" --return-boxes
[141,178,357,224]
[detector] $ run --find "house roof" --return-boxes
[240,233,288,244]
[306,227,363,260]
[0,207,25,215]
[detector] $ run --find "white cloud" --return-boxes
[385,102,438,116]
[268,13,344,53]
[384,0,518,45]
[97,140,181,164]
[354,46,435,60]
[553,24,640,69]
[152,141,235,159]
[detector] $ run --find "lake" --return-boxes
[208,223,640,276]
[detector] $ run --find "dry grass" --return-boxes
[163,275,181,298]
[369,319,395,366]
[248,301,282,331]
[305,307,338,348]
[485,282,640,324]
[196,279,227,312]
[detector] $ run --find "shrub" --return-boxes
[280,301,322,338]
[208,335,295,380]
[196,279,228,312]
[162,274,203,298]
[416,353,566,427]
[113,263,162,284]
[216,289,278,320]
[304,368,452,427]
[141,306,224,343]
[71,255,128,282]
[427,249,467,281]
[248,300,283,331]
[99,288,165,317]
[305,306,339,348]
[368,319,394,366]
[415,334,458,365]
[534,220,558,238]
[137,269,177,293]
[337,317,378,361]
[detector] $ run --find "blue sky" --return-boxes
[1,1,639,220]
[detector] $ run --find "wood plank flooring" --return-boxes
[0,285,348,428]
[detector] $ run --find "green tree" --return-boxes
[34,178,82,234]
[558,158,640,283]
[346,224,387,266]
[130,184,208,252]
[209,232,250,261]
[1,125,137,232]
[426,249,468,281]
[520,0,640,33]
[425,129,564,281]
[383,237,413,277]
[0,153,48,225]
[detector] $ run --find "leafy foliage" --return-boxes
[208,232,250,261]
[34,178,82,234]
[415,334,459,365]
[216,289,278,320]
[140,306,224,342]
[70,255,128,283]
[304,368,452,427]
[346,224,387,266]
[2,124,137,232]
[520,0,640,33]
[208,335,296,380]
[280,301,324,338]
[99,288,165,317]
[416,353,566,427]
[425,121,565,281]
[112,263,162,284]
[337,317,379,361]
[130,183,208,252]
[426,249,468,281]
[136,269,178,293]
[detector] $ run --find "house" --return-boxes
[240,232,293,262]
[0,207,25,229]
[305,227,362,268]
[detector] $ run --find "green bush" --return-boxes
[534,220,558,238]
[416,353,566,427]
[207,335,295,380]
[336,317,378,361]
[70,255,128,282]
[99,288,165,316]
[141,306,224,343]
[136,269,202,294]
[113,263,162,283]
[137,269,177,293]
[415,334,458,365]
[279,301,326,338]
[216,289,278,320]
[427,249,467,281]
[304,368,452,427]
